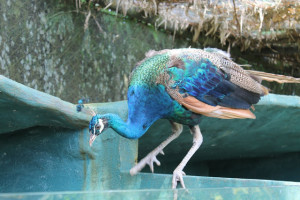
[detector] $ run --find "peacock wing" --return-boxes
[157,54,261,119]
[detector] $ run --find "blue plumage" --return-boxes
[88,49,264,141]
[168,58,260,109]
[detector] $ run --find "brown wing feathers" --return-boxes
[178,96,256,119]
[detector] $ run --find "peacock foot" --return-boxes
[130,150,164,175]
[172,168,186,189]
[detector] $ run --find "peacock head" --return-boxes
[89,114,109,146]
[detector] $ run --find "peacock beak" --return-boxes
[89,133,97,147]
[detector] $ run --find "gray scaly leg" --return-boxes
[172,125,203,189]
[130,122,183,175]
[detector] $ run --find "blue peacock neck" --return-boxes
[103,113,154,139]
[102,84,174,139]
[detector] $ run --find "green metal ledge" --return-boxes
[1,185,300,200]
[1,173,300,199]
[1,75,300,199]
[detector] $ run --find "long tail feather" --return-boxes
[247,70,300,84]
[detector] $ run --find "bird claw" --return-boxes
[146,153,161,173]
[172,169,186,189]
[130,151,163,175]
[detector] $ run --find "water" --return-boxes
[0,0,299,104]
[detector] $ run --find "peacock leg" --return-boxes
[172,125,203,189]
[130,122,183,175]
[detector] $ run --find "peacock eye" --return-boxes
[95,125,100,129]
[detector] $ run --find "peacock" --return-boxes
[88,48,300,189]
